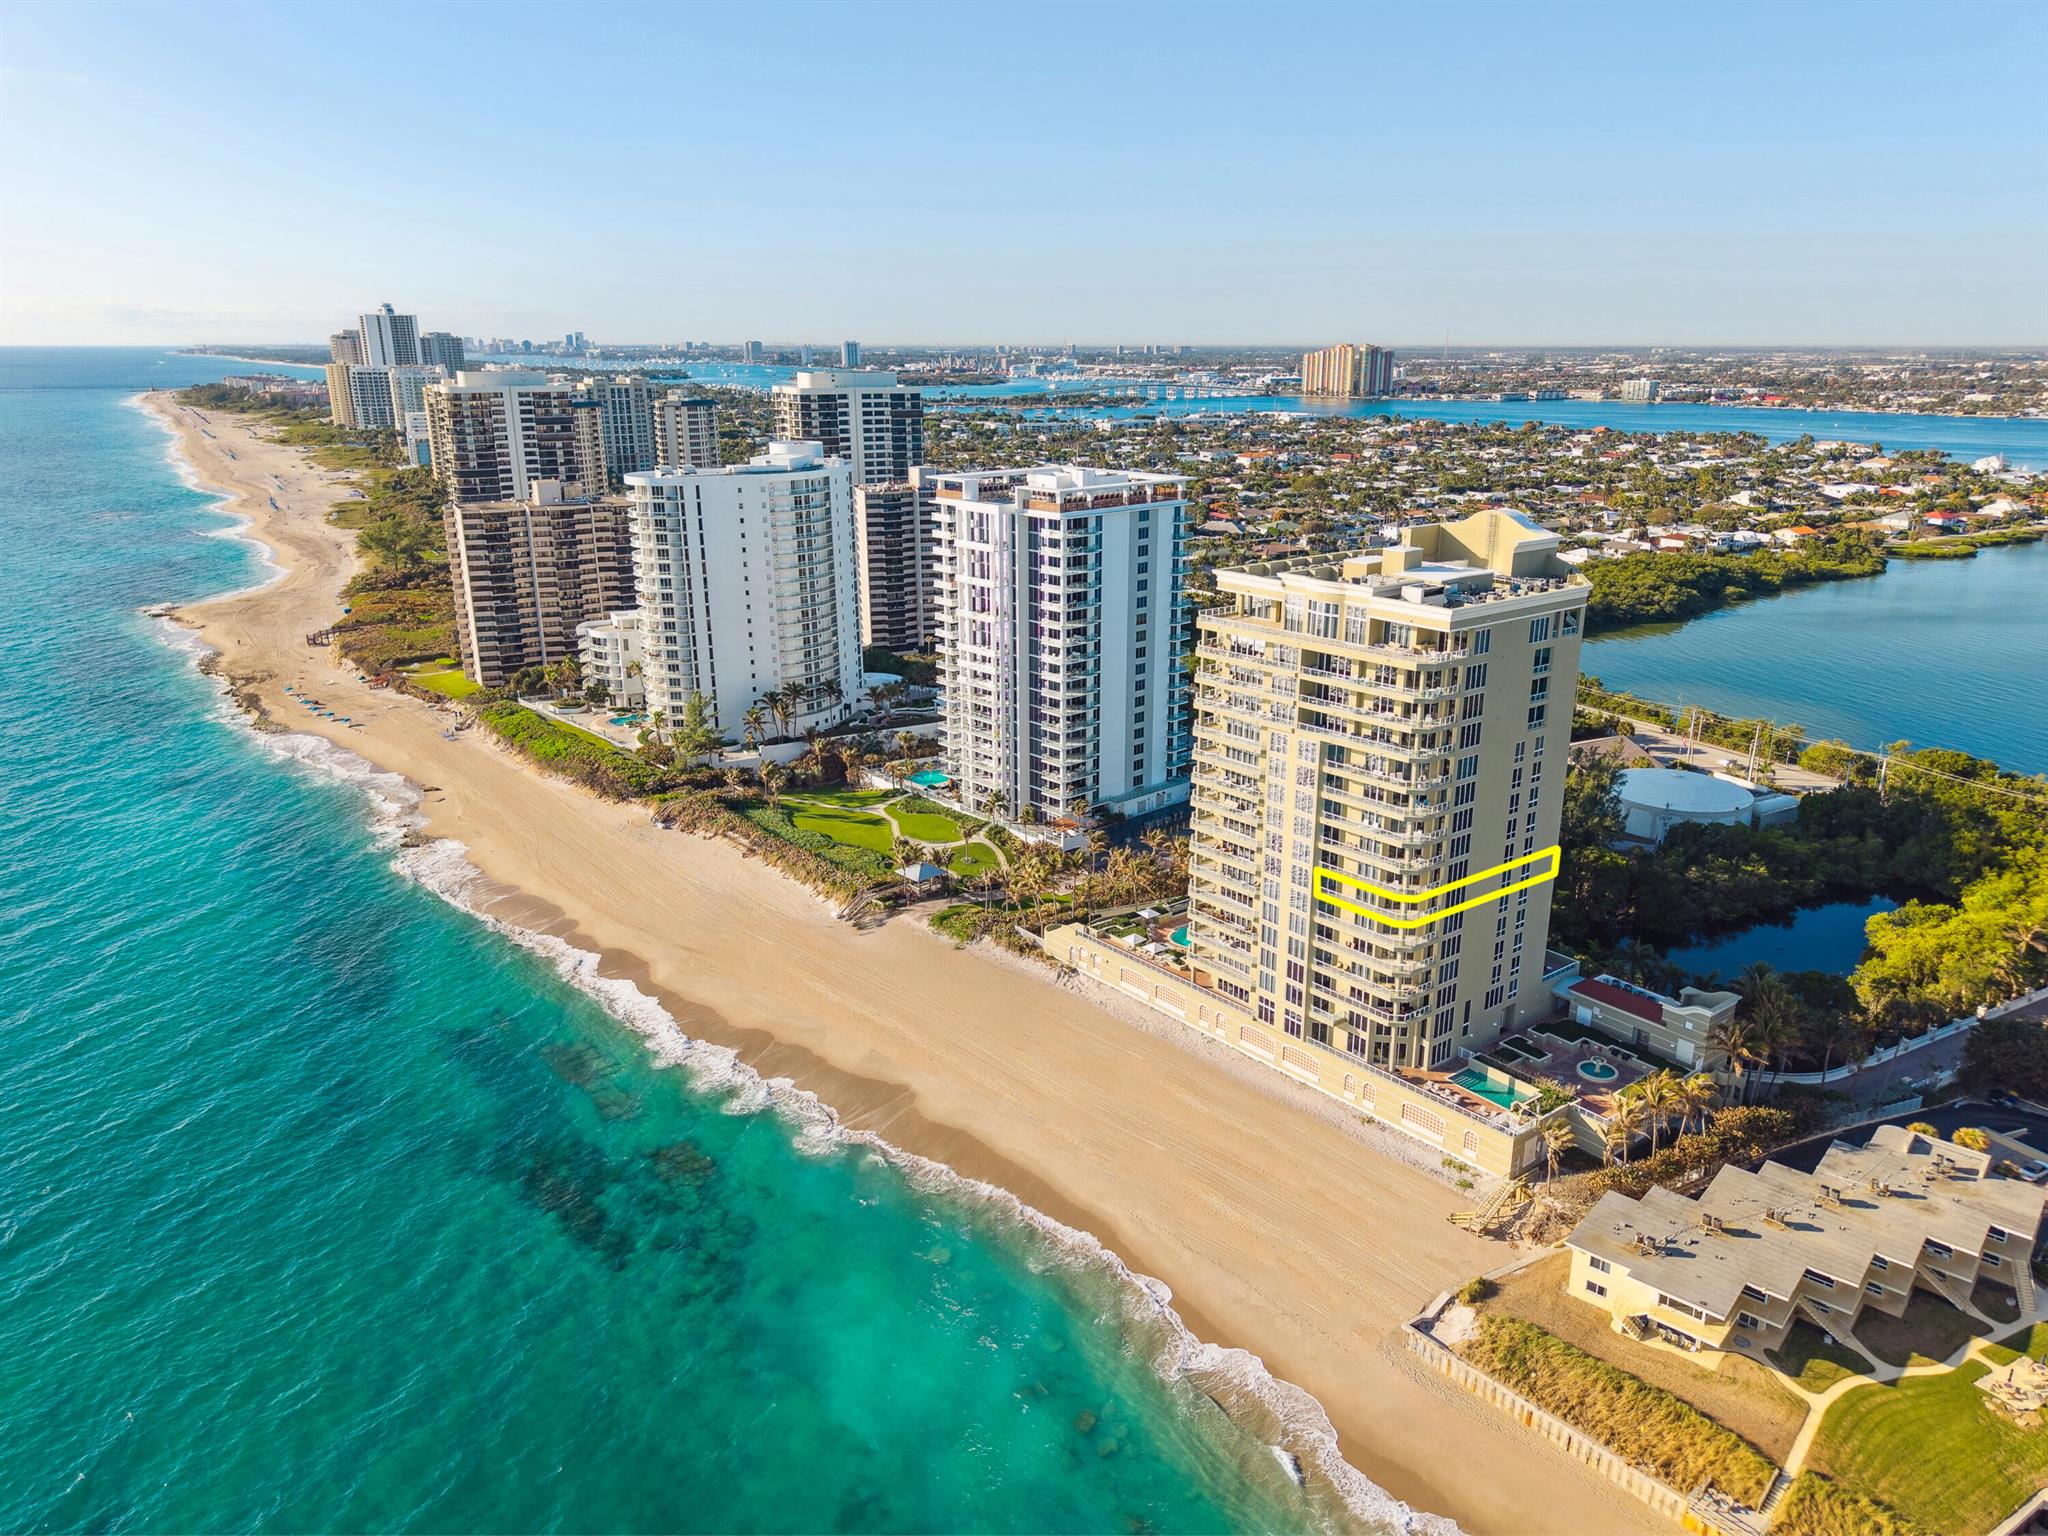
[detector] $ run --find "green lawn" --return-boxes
[786,787,894,810]
[1854,1291,1991,1368]
[1769,1321,1874,1392]
[1807,1362,2044,1536]
[786,801,895,855]
[947,841,1002,878]
[886,803,971,841]
[404,660,480,700]
[1984,1322,2048,1368]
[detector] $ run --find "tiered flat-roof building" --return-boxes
[1566,1124,2045,1360]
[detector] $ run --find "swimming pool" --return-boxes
[1168,925,1190,948]
[1451,1066,1533,1109]
[909,769,951,788]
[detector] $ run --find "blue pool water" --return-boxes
[910,767,951,787]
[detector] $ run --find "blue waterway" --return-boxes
[0,349,1335,1533]
[1665,899,1895,981]
[1584,537,2048,774]
[467,354,2048,467]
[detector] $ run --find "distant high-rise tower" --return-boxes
[770,370,924,487]
[841,340,861,367]
[653,393,719,469]
[575,374,660,479]
[357,304,421,367]
[1300,343,1394,398]
[329,330,363,364]
[418,331,466,372]
[423,370,608,504]
[324,363,397,429]
[743,340,765,364]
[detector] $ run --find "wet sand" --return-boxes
[147,393,1652,1535]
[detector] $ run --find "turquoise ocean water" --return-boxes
[0,349,1382,1534]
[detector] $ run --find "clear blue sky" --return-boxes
[2,0,2043,346]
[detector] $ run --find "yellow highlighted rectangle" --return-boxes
[1314,845,1560,930]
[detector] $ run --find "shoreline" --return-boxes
[138,389,1652,1535]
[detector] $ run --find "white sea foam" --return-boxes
[147,603,1456,1536]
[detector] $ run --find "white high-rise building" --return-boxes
[357,303,420,367]
[423,370,608,504]
[576,374,659,479]
[840,340,861,367]
[770,369,924,486]
[625,441,861,740]
[929,464,1190,822]
[653,393,719,469]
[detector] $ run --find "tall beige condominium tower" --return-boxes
[443,481,636,687]
[653,393,719,469]
[770,369,924,485]
[423,371,608,504]
[324,362,397,429]
[854,477,938,652]
[1186,508,1586,1072]
[329,330,363,364]
[1300,343,1395,398]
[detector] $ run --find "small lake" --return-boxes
[1665,898,1895,980]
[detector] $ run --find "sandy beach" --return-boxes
[148,393,1651,1535]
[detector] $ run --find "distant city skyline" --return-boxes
[2,0,2043,347]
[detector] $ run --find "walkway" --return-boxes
[1779,1295,2048,1475]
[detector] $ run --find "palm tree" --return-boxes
[982,788,1010,822]
[890,835,919,870]
[1674,1073,1718,1137]
[721,766,746,798]
[1605,1097,1646,1165]
[1708,1015,1762,1104]
[760,764,789,811]
[1634,1070,1681,1155]
[741,704,768,751]
[802,729,829,784]
[1805,1011,1867,1081]
[1542,1121,1574,1181]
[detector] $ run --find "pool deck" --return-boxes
[1501,1030,1656,1117]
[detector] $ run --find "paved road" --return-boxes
[1573,714,1841,793]
[1767,1099,2048,1173]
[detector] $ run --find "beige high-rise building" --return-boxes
[653,393,719,469]
[423,370,608,505]
[443,481,636,687]
[1185,508,1586,1072]
[1300,342,1394,398]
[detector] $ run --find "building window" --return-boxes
[1803,1269,1835,1289]
[1588,1255,1611,1274]
[1584,1280,1607,1299]
[1738,1312,1762,1330]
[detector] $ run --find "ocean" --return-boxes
[0,349,1367,1533]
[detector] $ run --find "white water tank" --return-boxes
[1617,768,1754,844]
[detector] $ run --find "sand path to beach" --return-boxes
[149,395,1652,1535]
